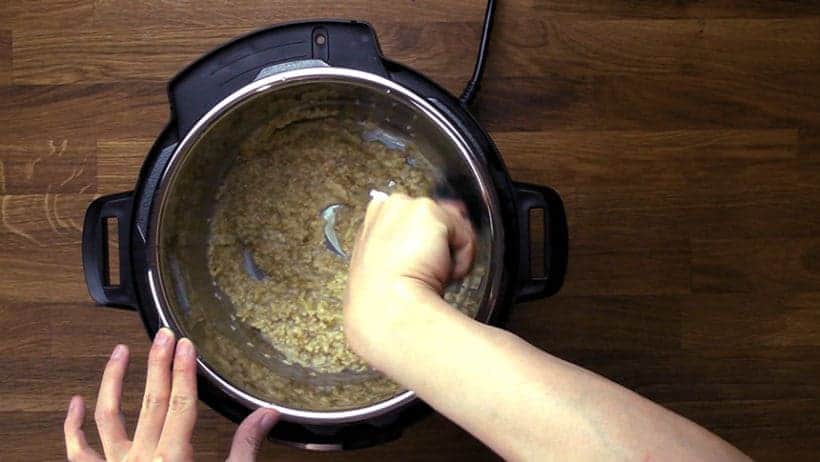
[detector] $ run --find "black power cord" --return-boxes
[459,0,497,106]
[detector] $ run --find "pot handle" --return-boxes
[170,21,389,135]
[512,182,568,302]
[82,191,137,309]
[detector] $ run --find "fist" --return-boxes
[343,194,476,354]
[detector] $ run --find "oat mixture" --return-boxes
[207,115,437,373]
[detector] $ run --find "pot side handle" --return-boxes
[82,191,137,310]
[512,182,568,302]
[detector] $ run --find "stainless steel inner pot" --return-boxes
[147,67,504,424]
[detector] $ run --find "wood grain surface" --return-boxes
[1,1,819,460]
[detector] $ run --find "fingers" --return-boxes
[361,191,393,233]
[226,408,280,462]
[131,328,175,453]
[354,192,395,256]
[67,338,201,462]
[356,193,477,283]
[438,198,468,217]
[93,344,131,460]
[438,202,477,280]
[155,338,198,460]
[64,396,104,462]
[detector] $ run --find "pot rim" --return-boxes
[147,65,505,424]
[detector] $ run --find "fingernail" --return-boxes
[260,411,278,430]
[69,396,80,412]
[177,338,195,358]
[110,344,125,360]
[155,328,173,345]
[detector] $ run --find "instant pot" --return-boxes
[82,16,568,450]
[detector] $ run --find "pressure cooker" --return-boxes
[82,19,568,449]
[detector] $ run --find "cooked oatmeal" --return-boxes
[208,115,440,373]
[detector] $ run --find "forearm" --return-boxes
[351,294,750,462]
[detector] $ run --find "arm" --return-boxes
[344,195,750,462]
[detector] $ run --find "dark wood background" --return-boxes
[2,1,819,460]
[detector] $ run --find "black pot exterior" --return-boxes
[81,20,567,449]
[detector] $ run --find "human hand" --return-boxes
[63,328,279,461]
[344,194,476,353]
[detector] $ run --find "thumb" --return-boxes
[226,408,279,461]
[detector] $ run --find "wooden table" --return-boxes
[2,1,819,460]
